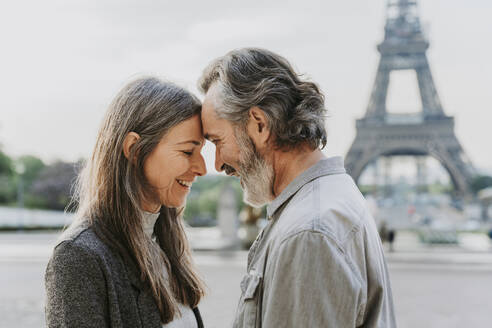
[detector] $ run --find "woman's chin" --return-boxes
[162,198,187,209]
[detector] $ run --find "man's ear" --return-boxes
[246,106,271,149]
[123,132,140,161]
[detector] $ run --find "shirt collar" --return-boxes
[266,156,346,218]
[141,209,160,238]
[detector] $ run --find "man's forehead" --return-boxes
[202,93,234,141]
[201,113,224,140]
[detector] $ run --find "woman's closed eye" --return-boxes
[182,150,193,156]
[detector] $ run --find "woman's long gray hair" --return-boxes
[64,77,205,324]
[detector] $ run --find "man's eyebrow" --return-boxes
[176,140,202,146]
[204,133,219,140]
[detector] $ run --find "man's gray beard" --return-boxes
[235,129,275,208]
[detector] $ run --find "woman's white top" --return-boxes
[142,210,198,328]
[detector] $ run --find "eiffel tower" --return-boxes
[345,0,474,198]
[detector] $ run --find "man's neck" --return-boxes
[271,147,325,197]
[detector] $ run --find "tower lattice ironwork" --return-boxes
[345,0,474,197]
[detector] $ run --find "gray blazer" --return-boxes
[45,226,203,328]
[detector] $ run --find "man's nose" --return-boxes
[215,147,224,172]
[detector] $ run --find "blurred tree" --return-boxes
[29,160,80,210]
[197,186,221,217]
[183,192,201,222]
[471,175,492,195]
[17,155,45,189]
[0,150,15,203]
[0,150,14,175]
[428,180,453,194]
[358,184,377,196]
[15,155,47,208]
[228,177,245,211]
[183,175,245,226]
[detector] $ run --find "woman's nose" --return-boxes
[193,153,207,176]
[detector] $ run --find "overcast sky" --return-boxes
[1,0,491,174]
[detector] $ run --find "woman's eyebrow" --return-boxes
[176,140,202,146]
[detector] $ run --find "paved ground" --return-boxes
[1,231,492,327]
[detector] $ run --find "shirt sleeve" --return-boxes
[261,230,365,328]
[45,241,109,327]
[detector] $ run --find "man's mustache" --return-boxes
[222,164,236,175]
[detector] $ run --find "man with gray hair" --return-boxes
[199,48,396,327]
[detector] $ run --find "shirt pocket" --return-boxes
[234,271,262,328]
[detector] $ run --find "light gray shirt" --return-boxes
[233,157,396,328]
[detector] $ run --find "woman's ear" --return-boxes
[123,132,140,161]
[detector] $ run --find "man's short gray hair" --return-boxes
[199,48,327,150]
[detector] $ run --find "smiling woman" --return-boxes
[136,115,206,210]
[44,77,206,328]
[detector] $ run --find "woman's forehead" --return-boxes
[160,115,204,145]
